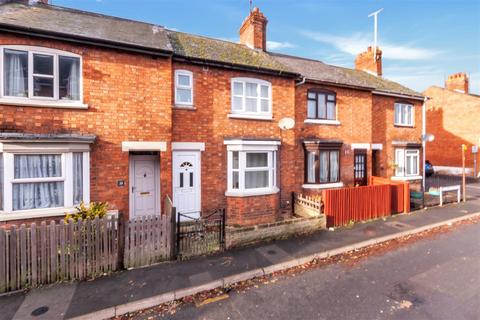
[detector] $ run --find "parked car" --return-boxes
[425,160,434,177]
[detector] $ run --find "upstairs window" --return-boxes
[307,90,336,120]
[231,78,271,116]
[394,102,414,126]
[174,70,193,106]
[1,46,82,103]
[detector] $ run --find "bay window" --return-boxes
[230,78,271,118]
[225,140,279,196]
[395,148,420,177]
[0,140,91,218]
[1,46,83,107]
[303,141,342,186]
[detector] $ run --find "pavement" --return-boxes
[165,214,480,320]
[1,190,480,320]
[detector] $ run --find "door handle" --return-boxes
[131,186,136,193]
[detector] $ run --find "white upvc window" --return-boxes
[395,148,419,177]
[225,140,279,196]
[231,77,272,117]
[0,45,84,108]
[0,149,90,217]
[174,69,193,106]
[394,102,414,126]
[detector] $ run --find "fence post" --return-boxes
[117,212,125,269]
[403,182,410,213]
[171,207,177,260]
[221,208,226,249]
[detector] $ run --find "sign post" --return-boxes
[462,144,467,202]
[473,145,478,178]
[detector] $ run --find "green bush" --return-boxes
[65,201,109,222]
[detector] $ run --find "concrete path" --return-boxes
[1,198,480,320]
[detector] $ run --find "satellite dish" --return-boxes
[422,133,435,142]
[278,117,295,130]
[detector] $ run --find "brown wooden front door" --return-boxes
[354,149,368,186]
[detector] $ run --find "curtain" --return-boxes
[68,58,80,100]
[4,50,27,97]
[307,152,316,183]
[330,151,339,182]
[73,153,83,205]
[13,155,64,211]
[319,151,329,183]
[245,170,268,189]
[246,153,268,167]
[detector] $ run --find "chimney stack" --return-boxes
[355,46,382,77]
[239,7,268,51]
[445,72,469,94]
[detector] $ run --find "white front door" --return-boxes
[173,151,201,220]
[129,155,160,219]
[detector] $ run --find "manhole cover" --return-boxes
[31,306,49,317]
[267,250,277,255]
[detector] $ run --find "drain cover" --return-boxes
[31,306,49,317]
[267,250,277,255]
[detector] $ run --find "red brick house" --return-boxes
[424,73,480,176]
[0,1,424,227]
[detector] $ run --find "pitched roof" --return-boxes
[272,53,423,99]
[167,30,295,76]
[0,1,172,54]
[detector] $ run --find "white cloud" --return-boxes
[300,31,442,60]
[266,41,296,50]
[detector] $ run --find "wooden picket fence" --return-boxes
[123,213,175,269]
[0,215,120,294]
[292,193,322,218]
[322,177,410,227]
[0,196,178,294]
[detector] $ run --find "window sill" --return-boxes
[172,104,196,110]
[228,114,273,121]
[0,208,118,222]
[0,98,88,109]
[391,175,422,181]
[225,187,279,197]
[304,119,341,126]
[394,124,415,128]
[302,182,344,189]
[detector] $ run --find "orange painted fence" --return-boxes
[322,177,410,227]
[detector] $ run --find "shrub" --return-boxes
[65,201,109,222]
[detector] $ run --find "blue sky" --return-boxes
[54,0,480,94]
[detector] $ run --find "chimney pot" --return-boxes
[445,72,469,94]
[355,46,382,77]
[239,7,268,51]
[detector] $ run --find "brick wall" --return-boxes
[372,94,423,179]
[0,34,173,221]
[294,83,374,193]
[424,86,479,170]
[171,62,296,225]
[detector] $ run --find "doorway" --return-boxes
[129,155,160,219]
[354,149,368,186]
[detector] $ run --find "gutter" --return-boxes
[305,79,375,92]
[0,24,173,58]
[372,90,424,101]
[295,76,306,86]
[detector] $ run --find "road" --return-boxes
[132,220,480,320]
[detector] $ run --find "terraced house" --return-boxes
[0,0,424,227]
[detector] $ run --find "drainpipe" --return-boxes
[295,76,306,87]
[422,96,427,207]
